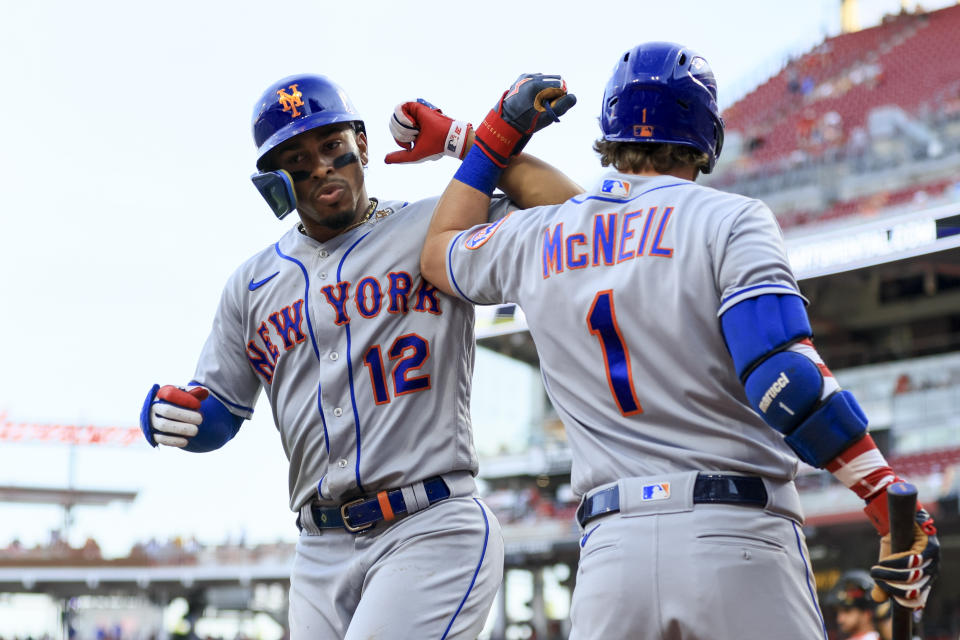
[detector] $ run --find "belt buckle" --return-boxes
[340,497,375,533]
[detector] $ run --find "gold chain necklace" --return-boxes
[298,198,379,236]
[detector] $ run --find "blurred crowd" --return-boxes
[0,533,293,568]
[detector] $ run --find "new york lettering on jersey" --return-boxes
[245,270,443,385]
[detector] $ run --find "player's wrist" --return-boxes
[444,119,473,160]
[454,145,502,196]
[474,106,526,168]
[862,478,931,536]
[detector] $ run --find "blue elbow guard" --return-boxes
[784,390,868,467]
[744,354,868,467]
[744,351,823,433]
[724,293,868,467]
[721,294,811,379]
[183,393,244,453]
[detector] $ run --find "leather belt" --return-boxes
[299,476,450,533]
[576,474,769,528]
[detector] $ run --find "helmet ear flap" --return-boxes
[700,119,725,174]
[251,170,297,220]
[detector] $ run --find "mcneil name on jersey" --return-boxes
[245,275,444,384]
[542,206,675,278]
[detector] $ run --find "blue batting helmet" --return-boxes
[252,74,365,170]
[600,42,724,173]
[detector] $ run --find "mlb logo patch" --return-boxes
[601,179,631,198]
[641,482,670,501]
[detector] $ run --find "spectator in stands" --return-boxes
[894,373,914,394]
[79,537,101,561]
[788,68,802,94]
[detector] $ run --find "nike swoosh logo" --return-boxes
[248,272,280,291]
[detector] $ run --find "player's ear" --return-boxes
[355,130,369,167]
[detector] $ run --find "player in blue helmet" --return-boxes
[598,41,724,174]
[139,72,580,638]
[417,42,939,638]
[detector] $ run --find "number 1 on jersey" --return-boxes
[587,290,643,416]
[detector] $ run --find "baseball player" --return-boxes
[417,42,941,639]
[138,73,579,638]
[828,570,882,640]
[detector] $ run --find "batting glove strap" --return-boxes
[474,104,527,168]
[870,508,940,609]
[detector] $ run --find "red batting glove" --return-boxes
[384,100,473,164]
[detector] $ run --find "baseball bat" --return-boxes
[887,481,918,640]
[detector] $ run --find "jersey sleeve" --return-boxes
[714,200,806,316]
[191,275,262,419]
[487,195,514,222]
[444,201,535,305]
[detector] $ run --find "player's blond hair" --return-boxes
[593,139,709,175]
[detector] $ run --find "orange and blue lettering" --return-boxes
[566,233,588,269]
[256,322,280,363]
[321,282,351,325]
[356,277,383,318]
[618,210,644,262]
[414,281,442,315]
[268,299,306,350]
[650,207,674,258]
[542,223,564,278]
[637,206,657,256]
[246,340,275,384]
[593,214,617,266]
[388,272,412,314]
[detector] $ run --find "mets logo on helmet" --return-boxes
[277,85,305,118]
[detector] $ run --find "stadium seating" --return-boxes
[717,4,960,230]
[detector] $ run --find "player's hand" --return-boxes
[384,99,473,164]
[474,73,577,167]
[869,507,940,609]
[140,384,209,448]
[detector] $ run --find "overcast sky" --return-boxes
[1,0,952,558]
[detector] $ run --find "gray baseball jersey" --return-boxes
[446,172,804,497]
[192,195,511,511]
[191,193,511,638]
[444,172,828,639]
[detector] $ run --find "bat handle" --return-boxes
[888,481,918,640]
